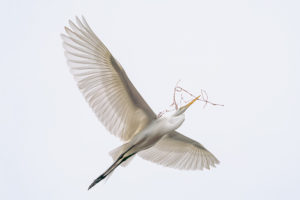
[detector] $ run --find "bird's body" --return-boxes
[130,113,185,150]
[88,114,186,189]
[61,16,219,190]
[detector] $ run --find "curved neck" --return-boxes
[166,113,185,132]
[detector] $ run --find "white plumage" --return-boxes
[61,16,219,190]
[139,131,219,170]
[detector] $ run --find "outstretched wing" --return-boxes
[61,16,156,141]
[139,131,219,170]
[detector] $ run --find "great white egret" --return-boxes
[61,16,219,190]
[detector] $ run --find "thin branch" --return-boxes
[157,81,223,118]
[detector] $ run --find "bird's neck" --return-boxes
[165,114,185,132]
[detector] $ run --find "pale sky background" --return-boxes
[1,0,299,199]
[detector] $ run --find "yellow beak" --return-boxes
[179,95,201,112]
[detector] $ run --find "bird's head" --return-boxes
[173,95,200,116]
[164,95,200,131]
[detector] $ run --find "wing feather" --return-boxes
[62,16,156,141]
[139,131,219,170]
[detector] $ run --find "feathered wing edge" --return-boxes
[139,131,219,170]
[61,16,156,141]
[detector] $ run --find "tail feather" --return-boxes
[109,143,135,167]
[121,154,135,167]
[109,143,128,161]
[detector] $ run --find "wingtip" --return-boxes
[64,26,69,32]
[75,16,81,24]
[60,33,66,39]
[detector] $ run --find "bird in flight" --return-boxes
[61,16,219,190]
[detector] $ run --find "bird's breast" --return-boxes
[130,119,174,151]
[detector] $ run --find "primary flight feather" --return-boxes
[61,16,219,190]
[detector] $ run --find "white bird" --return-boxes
[61,16,219,190]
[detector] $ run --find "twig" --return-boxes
[157,81,223,118]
